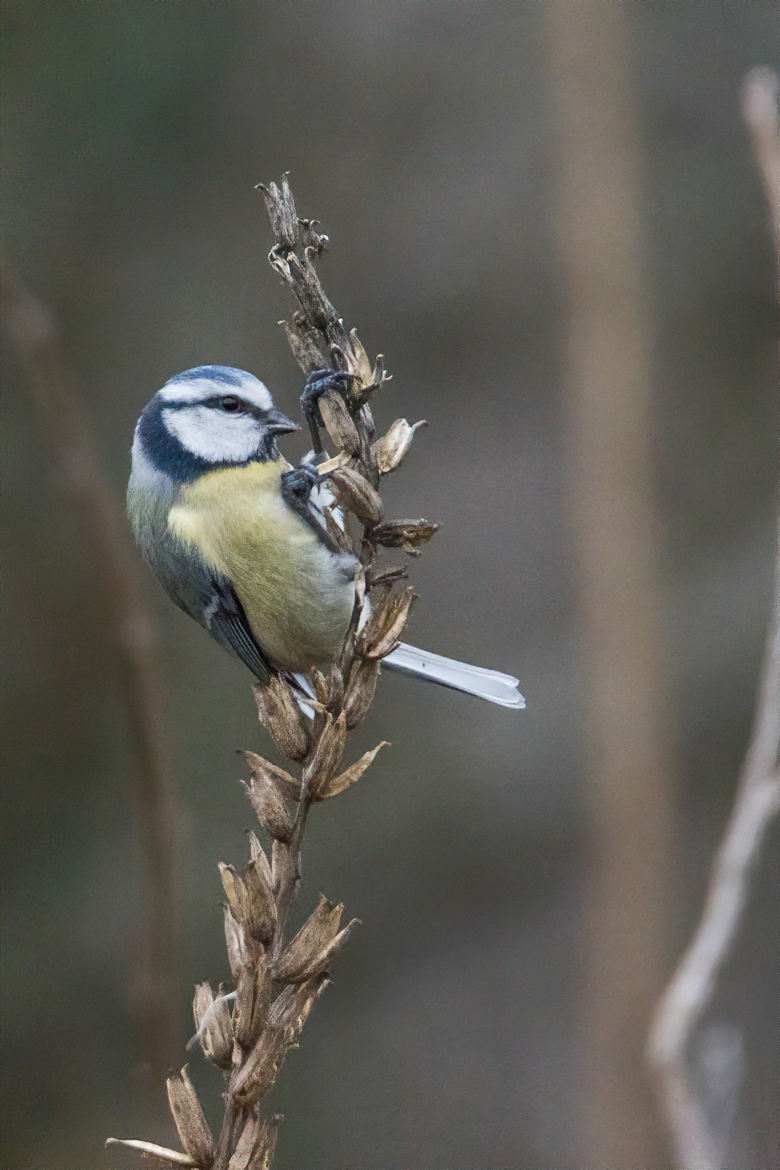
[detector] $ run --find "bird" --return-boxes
[127,365,525,710]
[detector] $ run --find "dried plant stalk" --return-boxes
[646,69,780,1170]
[109,176,434,1168]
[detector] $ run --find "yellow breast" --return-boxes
[167,460,355,670]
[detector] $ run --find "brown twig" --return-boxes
[2,267,179,1078]
[646,69,780,1170]
[109,177,429,1169]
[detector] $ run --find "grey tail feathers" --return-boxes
[382,642,525,709]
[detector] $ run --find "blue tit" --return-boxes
[127,365,524,708]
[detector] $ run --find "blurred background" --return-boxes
[2,3,777,1168]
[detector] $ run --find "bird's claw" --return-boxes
[301,368,359,453]
[281,464,323,512]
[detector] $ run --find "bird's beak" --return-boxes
[265,408,299,436]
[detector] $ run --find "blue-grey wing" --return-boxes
[141,530,273,683]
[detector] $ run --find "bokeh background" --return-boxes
[2,3,777,1168]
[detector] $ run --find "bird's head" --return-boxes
[134,365,298,481]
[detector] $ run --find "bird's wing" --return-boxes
[142,530,274,683]
[204,575,274,683]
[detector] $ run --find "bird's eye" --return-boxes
[220,396,242,413]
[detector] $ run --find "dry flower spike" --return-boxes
[113,177,433,1169]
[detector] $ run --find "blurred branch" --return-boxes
[647,69,780,1170]
[2,267,179,1078]
[545,4,675,1165]
[741,68,780,285]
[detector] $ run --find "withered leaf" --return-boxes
[105,1138,198,1167]
[318,741,389,800]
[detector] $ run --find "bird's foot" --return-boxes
[300,367,359,453]
[281,463,321,509]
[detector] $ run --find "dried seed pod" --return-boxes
[270,839,286,894]
[275,917,358,984]
[232,1026,289,1104]
[344,657,381,728]
[371,418,426,474]
[310,669,330,705]
[219,863,248,923]
[227,1112,282,1170]
[356,585,415,660]
[328,660,345,709]
[267,973,330,1033]
[242,773,294,843]
[340,326,375,391]
[318,741,389,800]
[288,920,356,983]
[242,750,302,802]
[247,831,273,883]
[247,952,275,1040]
[192,982,233,1070]
[366,564,408,588]
[318,389,360,455]
[166,1066,215,1167]
[223,905,247,981]
[242,856,277,945]
[372,517,439,555]
[274,894,344,983]
[299,215,328,255]
[304,711,347,795]
[328,465,383,526]
[233,967,256,1047]
[253,677,309,761]
[257,174,299,250]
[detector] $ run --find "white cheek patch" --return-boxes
[163,406,262,463]
[159,372,274,412]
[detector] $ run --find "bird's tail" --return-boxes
[382,642,525,709]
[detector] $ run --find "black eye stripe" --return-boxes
[163,396,268,417]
